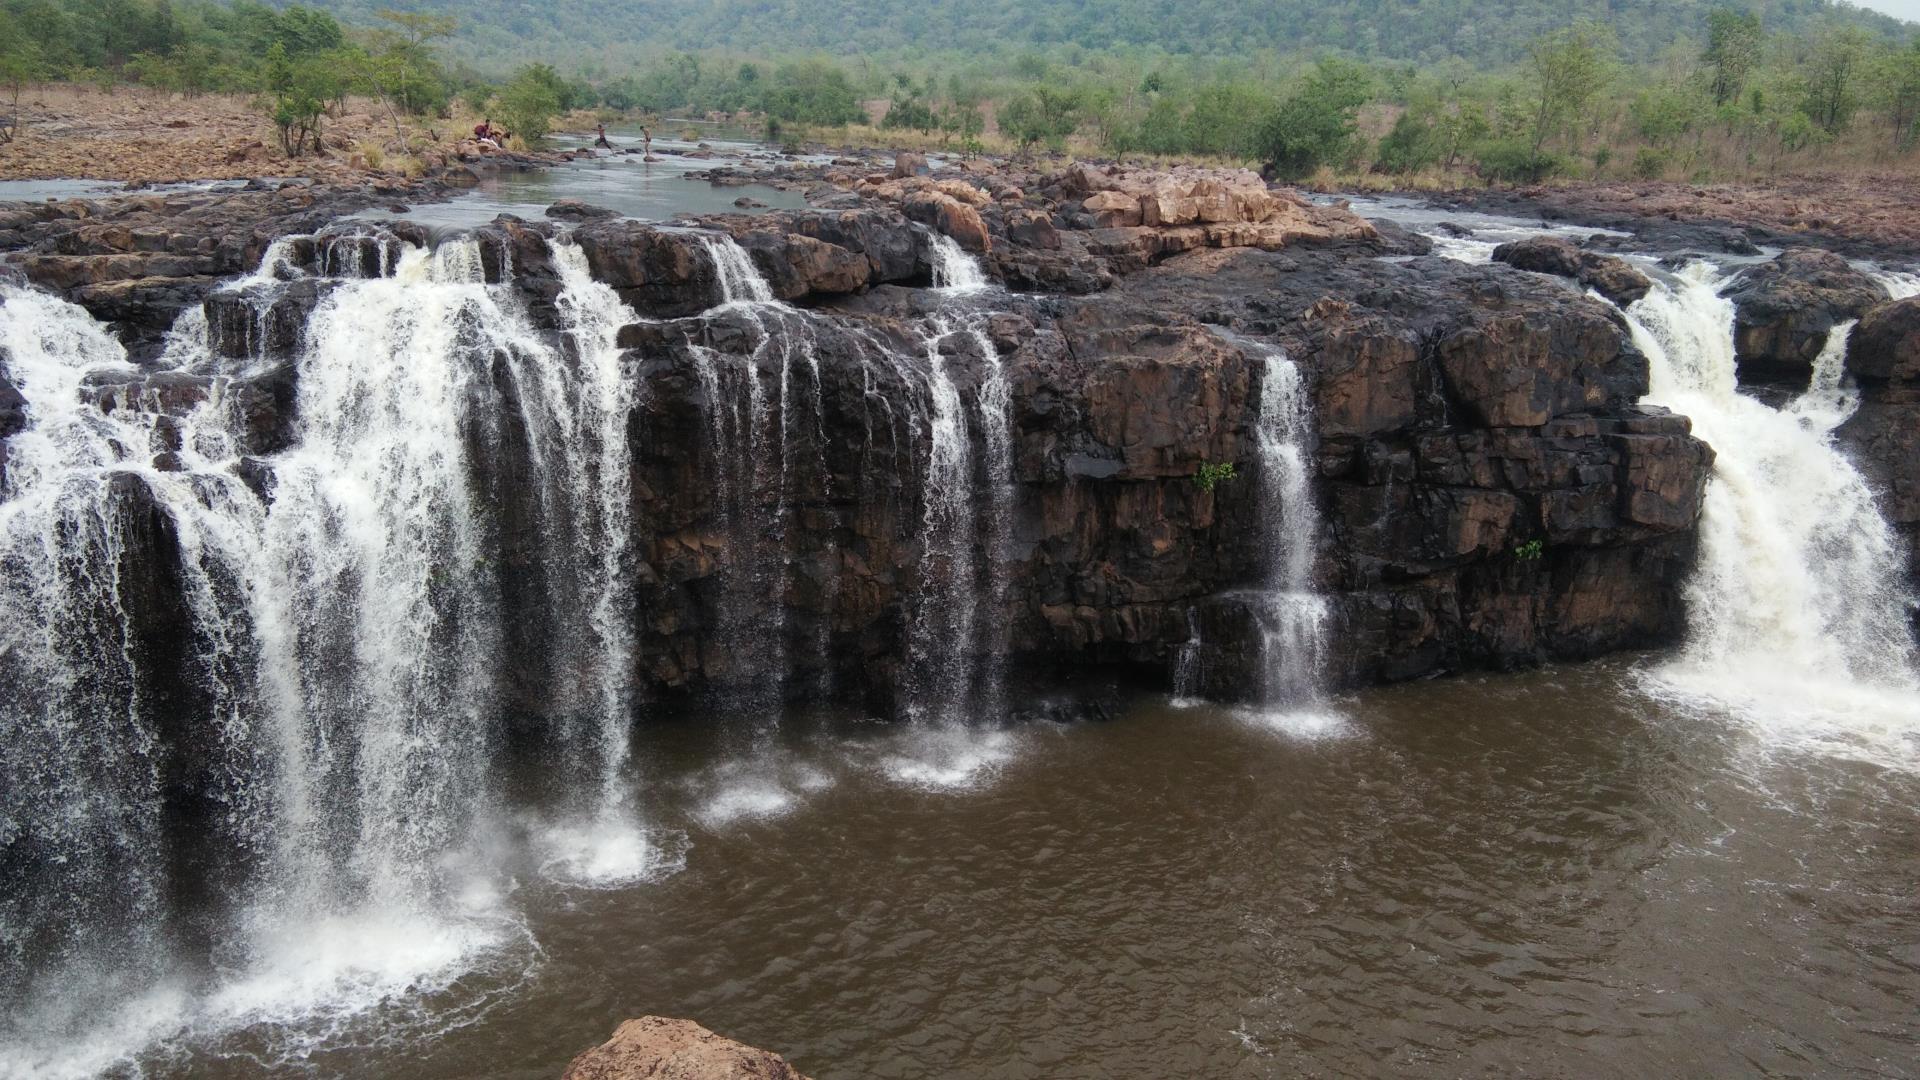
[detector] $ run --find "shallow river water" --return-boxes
[159,660,1920,1079]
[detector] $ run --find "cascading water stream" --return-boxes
[0,231,683,1076]
[1248,347,1332,717]
[1622,262,1920,761]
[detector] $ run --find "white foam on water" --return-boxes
[1230,705,1357,742]
[1621,262,1920,769]
[535,814,686,889]
[686,755,838,828]
[873,725,1022,791]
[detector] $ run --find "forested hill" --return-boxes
[301,0,1913,70]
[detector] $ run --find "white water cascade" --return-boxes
[1248,348,1332,716]
[901,232,1013,727]
[0,233,680,1077]
[928,232,989,294]
[1623,262,1920,762]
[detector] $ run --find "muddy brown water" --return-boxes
[163,658,1920,1079]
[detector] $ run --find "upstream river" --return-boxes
[154,661,1919,1079]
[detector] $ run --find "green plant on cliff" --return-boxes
[1514,539,1545,561]
[1194,461,1237,493]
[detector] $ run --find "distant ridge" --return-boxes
[284,0,1916,73]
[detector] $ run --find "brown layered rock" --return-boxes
[832,162,1381,290]
[563,1017,811,1080]
[900,189,991,253]
[1724,248,1888,390]
[1491,235,1651,306]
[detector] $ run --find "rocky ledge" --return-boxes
[0,163,1731,713]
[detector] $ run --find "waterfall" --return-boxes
[531,238,655,882]
[929,232,989,295]
[1171,608,1204,706]
[900,227,1012,727]
[1249,347,1330,712]
[1622,262,1920,759]
[0,232,678,1075]
[685,236,812,712]
[702,234,774,305]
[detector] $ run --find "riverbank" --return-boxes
[1420,174,1920,261]
[0,84,569,186]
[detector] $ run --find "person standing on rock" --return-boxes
[595,123,613,150]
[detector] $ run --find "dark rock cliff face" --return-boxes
[1836,296,1920,588]
[1,185,1721,715]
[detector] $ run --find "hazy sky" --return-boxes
[1854,0,1920,22]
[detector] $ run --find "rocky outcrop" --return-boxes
[0,182,421,361]
[1836,295,1920,584]
[0,179,1721,713]
[1491,235,1651,306]
[562,1017,811,1080]
[1091,246,1710,689]
[577,209,929,315]
[1724,248,1888,390]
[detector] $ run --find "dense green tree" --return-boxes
[1521,22,1615,153]
[496,62,563,143]
[1374,108,1444,173]
[1876,40,1920,146]
[1704,8,1763,106]
[0,15,41,145]
[1255,57,1370,179]
[999,84,1083,150]
[1800,27,1870,134]
[764,58,863,124]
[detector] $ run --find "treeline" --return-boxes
[3,0,1917,183]
[0,0,873,150]
[555,12,1920,181]
[280,0,1913,74]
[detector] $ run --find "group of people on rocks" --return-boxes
[471,119,511,148]
[472,118,659,157]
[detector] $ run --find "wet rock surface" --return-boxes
[1426,176,1920,261]
[1723,248,1887,391]
[0,165,1725,711]
[1492,235,1651,306]
[1837,295,1920,584]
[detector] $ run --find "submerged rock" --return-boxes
[562,1017,812,1080]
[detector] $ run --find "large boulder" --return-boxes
[562,1017,812,1080]
[1491,235,1651,307]
[1724,248,1887,389]
[1843,294,1920,384]
[901,189,991,253]
[889,151,928,179]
